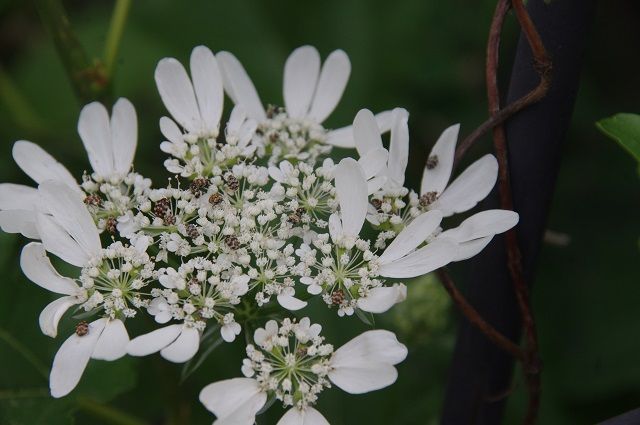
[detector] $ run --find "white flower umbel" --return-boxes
[217,45,394,162]
[418,124,498,216]
[199,317,407,425]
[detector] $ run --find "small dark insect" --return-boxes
[75,321,89,336]
[331,289,345,306]
[426,155,439,170]
[105,216,117,234]
[186,223,199,239]
[153,198,171,217]
[209,192,223,206]
[224,173,239,191]
[224,235,240,250]
[419,192,438,207]
[84,194,102,206]
[164,213,176,226]
[190,178,210,196]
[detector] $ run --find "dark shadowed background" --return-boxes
[0,1,638,424]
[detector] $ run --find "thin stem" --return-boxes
[0,326,49,379]
[436,269,524,361]
[77,397,148,425]
[103,0,132,77]
[0,66,46,134]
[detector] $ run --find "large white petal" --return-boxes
[127,324,182,356]
[39,295,78,338]
[190,46,224,134]
[434,154,498,216]
[39,180,101,258]
[283,46,320,118]
[0,210,39,238]
[439,209,519,242]
[110,98,137,175]
[378,210,442,264]
[378,239,457,278]
[78,102,115,177]
[216,51,266,121]
[0,183,38,210]
[387,108,409,187]
[452,235,494,261]
[308,49,350,123]
[329,361,398,394]
[92,319,129,361]
[277,407,330,425]
[160,116,183,144]
[420,124,459,195]
[353,109,383,157]
[160,326,200,363]
[20,242,79,295]
[277,294,308,311]
[357,284,407,314]
[328,213,342,242]
[325,110,394,148]
[331,329,408,367]
[50,318,107,398]
[36,214,87,267]
[12,141,79,192]
[155,57,200,133]
[199,378,266,424]
[334,158,367,237]
[358,148,388,179]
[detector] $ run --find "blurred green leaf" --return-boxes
[597,113,640,162]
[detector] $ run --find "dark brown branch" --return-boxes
[436,269,524,362]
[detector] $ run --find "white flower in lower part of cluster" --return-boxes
[199,317,407,425]
[216,45,394,163]
[0,98,141,238]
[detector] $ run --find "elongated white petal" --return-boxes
[373,110,394,133]
[0,210,39,238]
[387,108,409,187]
[329,361,398,394]
[50,318,107,398]
[0,183,38,210]
[358,148,388,179]
[453,236,494,261]
[39,180,101,258]
[20,242,79,295]
[155,58,200,133]
[434,154,498,216]
[357,284,407,314]
[92,319,129,361]
[324,110,394,148]
[367,175,386,194]
[277,294,307,311]
[216,51,266,121]
[160,116,183,144]
[199,378,266,425]
[190,46,224,134]
[277,407,330,425]
[334,159,367,237]
[420,124,459,195]
[378,239,457,278]
[332,329,408,367]
[353,109,383,157]
[78,102,115,176]
[160,326,200,363]
[127,324,182,356]
[283,46,320,118]
[36,214,87,267]
[12,141,79,191]
[308,49,350,123]
[110,98,137,175]
[378,210,442,264]
[328,213,342,242]
[439,209,519,242]
[39,296,78,338]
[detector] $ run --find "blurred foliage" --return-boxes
[597,113,640,163]
[0,0,638,424]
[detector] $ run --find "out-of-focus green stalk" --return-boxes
[103,0,132,78]
[33,0,108,102]
[77,397,149,425]
[0,67,46,134]
[0,327,49,380]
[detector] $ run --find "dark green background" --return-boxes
[0,1,638,424]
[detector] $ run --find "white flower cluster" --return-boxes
[0,44,519,423]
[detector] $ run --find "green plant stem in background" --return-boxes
[104,0,132,78]
[77,397,148,425]
[0,327,49,380]
[34,0,109,103]
[0,67,46,135]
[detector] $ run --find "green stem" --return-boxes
[103,0,132,77]
[0,67,46,134]
[34,0,109,102]
[0,327,49,379]
[77,397,148,425]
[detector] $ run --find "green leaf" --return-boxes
[180,325,222,383]
[355,308,376,327]
[596,113,640,162]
